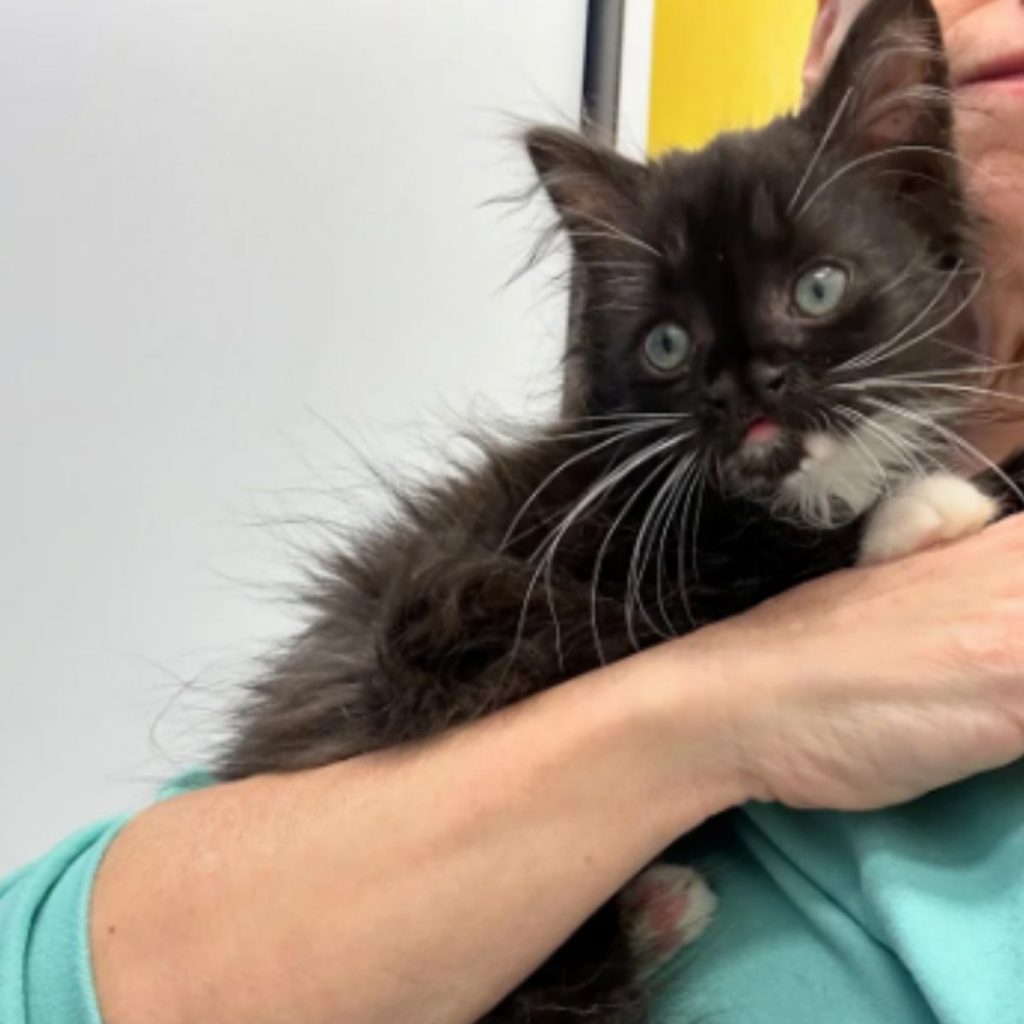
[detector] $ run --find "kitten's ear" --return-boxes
[802,0,954,185]
[525,126,648,251]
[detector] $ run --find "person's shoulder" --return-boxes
[0,769,214,1024]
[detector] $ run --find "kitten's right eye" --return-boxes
[643,323,691,375]
[792,263,849,318]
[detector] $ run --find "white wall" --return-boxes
[0,0,587,870]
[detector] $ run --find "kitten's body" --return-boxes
[223,425,862,770]
[219,1,1024,1020]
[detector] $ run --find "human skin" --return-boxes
[91,5,1024,1023]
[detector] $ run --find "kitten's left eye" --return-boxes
[643,322,691,374]
[792,263,849,317]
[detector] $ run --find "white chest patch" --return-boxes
[775,413,940,529]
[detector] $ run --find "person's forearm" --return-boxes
[90,638,744,1024]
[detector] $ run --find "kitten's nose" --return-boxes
[704,363,790,417]
[751,362,790,402]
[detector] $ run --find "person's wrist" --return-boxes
[634,628,769,833]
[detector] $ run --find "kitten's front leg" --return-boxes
[858,473,999,566]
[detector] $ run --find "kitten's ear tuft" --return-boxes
[804,0,952,160]
[525,126,647,244]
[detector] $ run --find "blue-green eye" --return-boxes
[793,263,849,317]
[643,322,691,374]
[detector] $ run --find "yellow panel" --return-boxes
[649,0,818,154]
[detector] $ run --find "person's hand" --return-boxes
[693,512,1024,811]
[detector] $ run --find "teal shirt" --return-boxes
[3,765,1023,1023]
[0,817,130,1024]
[653,760,1024,1023]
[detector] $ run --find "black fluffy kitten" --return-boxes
[220,1,1024,1021]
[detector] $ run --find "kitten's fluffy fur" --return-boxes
[219,1,1024,1020]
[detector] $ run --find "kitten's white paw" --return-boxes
[620,864,718,976]
[859,474,998,566]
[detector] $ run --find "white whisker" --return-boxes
[499,420,675,552]
[564,211,663,260]
[847,266,985,372]
[503,432,683,680]
[650,461,689,636]
[580,438,682,662]
[675,454,708,629]
[796,143,980,220]
[788,85,854,214]
[830,406,895,496]
[838,377,1024,410]
[866,396,1024,504]
[626,453,696,645]
[837,260,967,372]
[621,453,686,649]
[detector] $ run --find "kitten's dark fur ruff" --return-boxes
[219,1,1024,1020]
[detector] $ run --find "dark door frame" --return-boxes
[582,0,625,138]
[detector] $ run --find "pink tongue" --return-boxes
[744,418,779,444]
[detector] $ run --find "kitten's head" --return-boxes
[529,0,980,527]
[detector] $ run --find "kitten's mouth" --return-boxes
[721,418,804,490]
[743,416,780,446]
